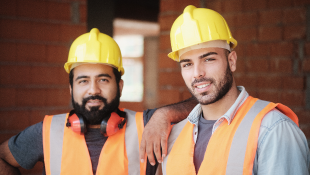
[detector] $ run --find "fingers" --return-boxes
[160,135,168,160]
[153,140,162,163]
[146,141,156,166]
[139,136,146,163]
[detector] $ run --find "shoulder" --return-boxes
[257,109,308,151]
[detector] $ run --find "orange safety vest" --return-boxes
[164,96,298,175]
[42,109,146,175]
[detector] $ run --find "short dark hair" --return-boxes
[69,66,122,88]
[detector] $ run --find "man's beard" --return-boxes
[72,91,120,125]
[188,61,233,105]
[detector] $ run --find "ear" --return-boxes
[69,84,72,95]
[228,51,237,72]
[119,79,124,97]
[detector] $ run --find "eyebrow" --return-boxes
[75,73,112,81]
[179,52,218,64]
[199,52,218,59]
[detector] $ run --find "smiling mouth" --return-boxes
[195,83,210,89]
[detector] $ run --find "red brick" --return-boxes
[280,91,304,106]
[235,58,245,73]
[0,111,30,130]
[207,1,222,13]
[270,42,294,57]
[283,7,306,24]
[268,0,293,8]
[234,43,245,57]
[259,9,282,25]
[80,4,87,23]
[257,90,280,102]
[16,88,47,107]
[258,26,282,41]
[282,76,304,90]
[17,0,47,19]
[158,52,179,69]
[300,125,310,138]
[245,43,270,57]
[302,59,310,72]
[270,59,293,73]
[158,89,181,105]
[0,88,15,107]
[244,0,267,11]
[0,0,16,16]
[234,75,257,88]
[47,45,69,63]
[0,65,31,85]
[46,88,71,106]
[256,76,282,89]
[236,12,258,27]
[159,71,184,86]
[16,43,46,62]
[30,110,46,125]
[296,110,310,124]
[160,0,199,13]
[159,14,179,31]
[234,27,257,42]
[59,24,87,42]
[222,0,243,13]
[31,66,63,84]
[47,2,71,21]
[0,19,32,40]
[0,134,17,143]
[306,42,310,57]
[159,34,171,50]
[284,25,306,40]
[31,23,60,42]
[0,43,17,62]
[246,59,269,72]
[59,67,69,84]
[293,0,310,5]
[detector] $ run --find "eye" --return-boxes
[204,58,215,62]
[181,63,192,68]
[99,78,109,83]
[78,80,88,84]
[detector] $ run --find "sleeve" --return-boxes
[8,122,44,169]
[254,109,310,175]
[143,108,157,127]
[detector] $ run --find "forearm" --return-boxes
[0,158,20,175]
[156,96,197,123]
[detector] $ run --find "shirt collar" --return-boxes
[187,86,249,125]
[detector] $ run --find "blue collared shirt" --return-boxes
[186,86,309,174]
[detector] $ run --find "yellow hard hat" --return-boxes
[168,5,237,61]
[64,28,124,75]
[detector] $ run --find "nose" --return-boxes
[88,81,101,95]
[193,64,205,79]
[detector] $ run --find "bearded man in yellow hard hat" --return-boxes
[0,28,196,175]
[158,5,309,175]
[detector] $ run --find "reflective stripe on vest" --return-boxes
[42,109,146,175]
[164,96,298,175]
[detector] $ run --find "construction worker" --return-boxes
[0,28,196,175]
[157,5,309,175]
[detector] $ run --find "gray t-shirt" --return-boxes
[194,114,216,173]
[8,109,157,175]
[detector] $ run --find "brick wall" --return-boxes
[158,0,310,139]
[0,0,86,174]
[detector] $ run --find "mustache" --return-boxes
[82,95,107,106]
[191,77,214,87]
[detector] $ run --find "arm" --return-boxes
[0,140,21,175]
[140,97,197,166]
[255,110,309,175]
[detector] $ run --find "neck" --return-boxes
[201,84,239,120]
[87,124,101,128]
